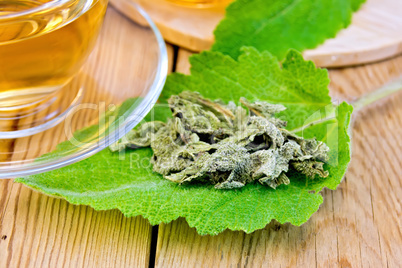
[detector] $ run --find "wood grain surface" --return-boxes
[111,0,402,67]
[1,7,402,268]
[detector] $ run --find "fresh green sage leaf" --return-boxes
[17,48,352,235]
[212,0,366,59]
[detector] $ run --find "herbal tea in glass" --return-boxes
[0,0,108,136]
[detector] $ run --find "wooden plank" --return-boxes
[0,190,151,267]
[111,0,402,67]
[154,49,402,267]
[0,7,175,267]
[175,49,193,75]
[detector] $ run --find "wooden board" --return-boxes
[154,49,402,267]
[111,0,402,67]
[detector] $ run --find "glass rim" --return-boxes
[0,2,169,178]
[0,0,87,20]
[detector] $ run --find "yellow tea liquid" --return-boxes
[166,0,232,7]
[0,0,108,107]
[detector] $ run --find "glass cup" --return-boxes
[0,0,109,137]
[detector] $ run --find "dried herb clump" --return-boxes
[110,91,329,189]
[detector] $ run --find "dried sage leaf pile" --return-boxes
[111,91,330,189]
